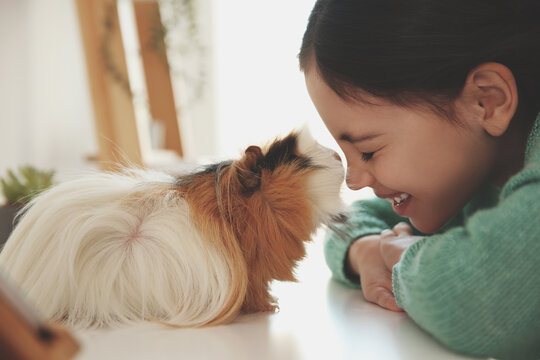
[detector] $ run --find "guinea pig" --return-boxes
[0,128,345,328]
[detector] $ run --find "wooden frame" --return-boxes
[75,0,183,170]
[134,1,184,158]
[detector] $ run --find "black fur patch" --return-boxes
[174,133,313,188]
[259,133,312,171]
[175,160,233,187]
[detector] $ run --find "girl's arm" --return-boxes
[324,184,494,289]
[324,197,420,288]
[393,170,540,359]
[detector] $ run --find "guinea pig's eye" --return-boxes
[361,152,374,162]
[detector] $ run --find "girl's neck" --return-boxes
[491,119,533,187]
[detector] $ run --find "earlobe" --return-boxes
[465,63,518,137]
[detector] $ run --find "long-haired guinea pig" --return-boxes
[0,128,345,328]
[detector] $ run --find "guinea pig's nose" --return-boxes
[333,152,342,162]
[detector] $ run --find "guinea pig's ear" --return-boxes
[236,145,263,195]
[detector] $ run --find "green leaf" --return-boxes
[1,166,55,205]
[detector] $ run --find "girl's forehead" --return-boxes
[304,65,461,143]
[306,69,400,116]
[305,70,360,122]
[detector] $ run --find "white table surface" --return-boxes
[73,228,482,360]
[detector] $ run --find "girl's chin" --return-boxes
[408,198,466,234]
[409,217,447,235]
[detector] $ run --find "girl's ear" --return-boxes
[461,62,518,137]
[236,145,263,195]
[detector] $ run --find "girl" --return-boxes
[298,0,540,359]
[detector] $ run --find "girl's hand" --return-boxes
[347,222,422,312]
[347,234,403,312]
[379,222,423,270]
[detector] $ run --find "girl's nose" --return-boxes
[346,166,375,190]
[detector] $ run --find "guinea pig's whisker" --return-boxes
[330,213,348,223]
[326,223,351,242]
[326,212,353,241]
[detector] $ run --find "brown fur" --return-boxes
[175,172,248,326]
[175,143,320,322]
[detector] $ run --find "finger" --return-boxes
[379,235,404,270]
[393,222,413,237]
[378,291,404,312]
[363,285,403,312]
[380,229,396,238]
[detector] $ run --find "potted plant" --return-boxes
[0,166,55,249]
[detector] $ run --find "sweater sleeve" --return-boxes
[324,198,420,288]
[393,165,540,359]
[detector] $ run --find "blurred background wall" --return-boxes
[0,0,337,185]
[0,0,96,174]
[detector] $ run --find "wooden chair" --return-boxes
[75,0,183,170]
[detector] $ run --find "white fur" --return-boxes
[297,128,345,225]
[0,170,233,328]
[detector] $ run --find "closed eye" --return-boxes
[361,152,374,162]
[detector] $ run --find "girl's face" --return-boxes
[305,69,498,233]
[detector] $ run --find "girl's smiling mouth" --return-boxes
[376,191,412,216]
[391,193,412,216]
[391,193,411,206]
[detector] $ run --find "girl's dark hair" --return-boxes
[299,0,540,123]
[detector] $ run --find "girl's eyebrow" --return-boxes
[339,133,381,143]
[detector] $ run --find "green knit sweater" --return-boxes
[324,114,540,360]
